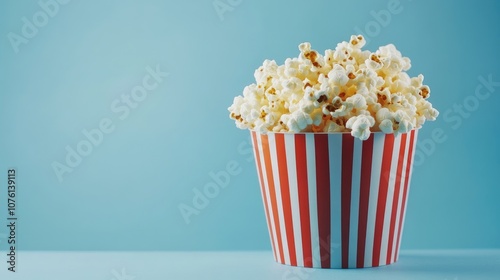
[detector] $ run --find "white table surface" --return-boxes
[1,250,499,280]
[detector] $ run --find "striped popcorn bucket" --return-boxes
[250,129,418,268]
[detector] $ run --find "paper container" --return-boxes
[250,129,418,268]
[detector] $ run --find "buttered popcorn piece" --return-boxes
[346,114,376,141]
[228,35,439,140]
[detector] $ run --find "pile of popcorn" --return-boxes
[228,35,439,140]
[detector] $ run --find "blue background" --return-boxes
[0,0,499,252]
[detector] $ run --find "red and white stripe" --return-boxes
[250,130,418,268]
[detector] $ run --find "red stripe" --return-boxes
[295,134,313,267]
[251,132,277,261]
[275,134,297,266]
[261,134,285,263]
[314,134,331,268]
[356,135,374,268]
[395,130,416,260]
[372,133,395,267]
[341,134,354,268]
[386,133,407,264]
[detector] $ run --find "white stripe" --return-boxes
[391,133,410,263]
[364,133,385,267]
[329,134,343,268]
[407,130,418,188]
[396,130,419,257]
[256,134,281,263]
[305,134,320,267]
[379,134,401,265]
[268,134,290,265]
[284,134,303,267]
[348,138,363,268]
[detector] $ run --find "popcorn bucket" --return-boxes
[250,129,418,268]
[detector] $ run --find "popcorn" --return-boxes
[379,119,394,134]
[329,64,349,86]
[346,114,376,141]
[228,35,439,140]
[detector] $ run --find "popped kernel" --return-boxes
[346,114,376,141]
